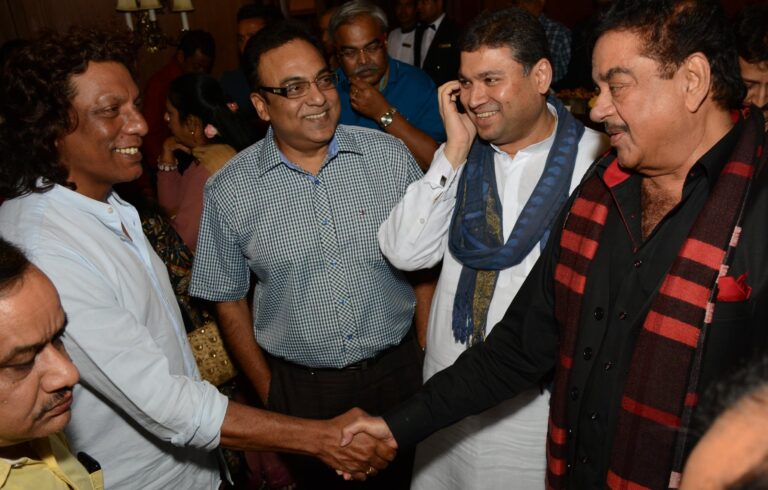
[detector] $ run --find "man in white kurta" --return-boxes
[379,8,608,489]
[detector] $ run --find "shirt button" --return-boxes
[593,307,604,320]
[322,218,329,225]
[604,361,613,371]
[346,334,353,340]
[583,347,593,360]
[590,411,598,420]
[566,463,572,470]
[618,311,628,320]
[570,387,579,400]
[567,427,574,436]
[330,260,337,267]
[419,218,426,224]
[581,455,589,464]
[633,259,643,268]
[107,207,114,214]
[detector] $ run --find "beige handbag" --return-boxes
[187,322,237,386]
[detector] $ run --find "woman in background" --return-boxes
[158,73,257,252]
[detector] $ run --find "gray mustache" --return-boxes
[353,64,379,76]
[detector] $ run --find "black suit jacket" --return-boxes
[420,17,461,87]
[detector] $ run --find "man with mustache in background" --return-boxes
[330,0,445,170]
[0,238,102,489]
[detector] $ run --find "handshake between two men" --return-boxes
[221,405,398,482]
[331,409,397,481]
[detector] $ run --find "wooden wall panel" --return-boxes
[0,0,253,87]
[0,1,20,41]
[0,0,763,86]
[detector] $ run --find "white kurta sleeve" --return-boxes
[378,144,465,271]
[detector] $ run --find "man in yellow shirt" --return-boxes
[0,238,102,489]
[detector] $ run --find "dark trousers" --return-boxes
[266,335,424,490]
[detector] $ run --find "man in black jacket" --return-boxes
[413,0,461,86]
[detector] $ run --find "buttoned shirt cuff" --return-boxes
[422,144,463,194]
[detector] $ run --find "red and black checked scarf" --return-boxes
[547,108,766,490]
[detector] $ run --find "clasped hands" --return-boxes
[319,407,397,481]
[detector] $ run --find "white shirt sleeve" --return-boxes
[38,248,229,451]
[378,144,464,270]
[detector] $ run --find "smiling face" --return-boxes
[458,46,552,155]
[334,15,389,86]
[590,30,693,176]
[57,61,148,201]
[0,268,78,447]
[251,39,340,157]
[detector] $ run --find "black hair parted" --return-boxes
[459,7,550,75]
[242,20,325,91]
[597,0,745,109]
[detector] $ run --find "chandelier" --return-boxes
[116,0,195,53]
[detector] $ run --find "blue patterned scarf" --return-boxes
[449,96,585,345]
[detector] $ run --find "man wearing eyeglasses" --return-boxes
[190,21,425,490]
[329,0,445,171]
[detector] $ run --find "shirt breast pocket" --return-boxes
[705,299,755,369]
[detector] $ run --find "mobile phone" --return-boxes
[77,452,102,474]
[451,89,466,114]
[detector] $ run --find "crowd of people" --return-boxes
[1,0,767,489]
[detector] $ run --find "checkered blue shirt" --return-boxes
[190,125,421,368]
[540,14,572,83]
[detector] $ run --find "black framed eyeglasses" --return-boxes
[258,72,339,99]
[338,38,385,61]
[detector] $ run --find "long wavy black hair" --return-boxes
[0,28,135,199]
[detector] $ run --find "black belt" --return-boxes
[271,330,414,373]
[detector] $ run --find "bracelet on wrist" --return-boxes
[157,157,178,172]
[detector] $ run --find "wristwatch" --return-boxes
[378,107,398,128]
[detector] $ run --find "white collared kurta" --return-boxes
[379,105,608,489]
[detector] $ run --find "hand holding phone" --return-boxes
[438,81,477,168]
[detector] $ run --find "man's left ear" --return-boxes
[251,92,271,122]
[531,58,553,95]
[682,53,710,112]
